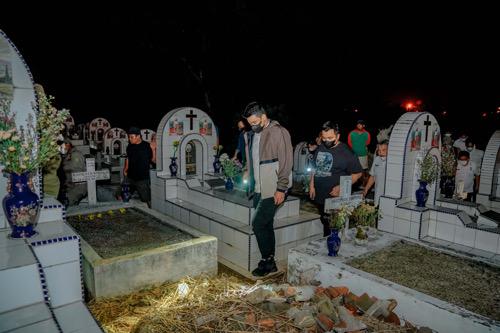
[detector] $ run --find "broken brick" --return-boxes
[245,312,256,326]
[316,313,335,331]
[326,286,349,298]
[257,318,275,330]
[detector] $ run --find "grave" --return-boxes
[141,128,155,143]
[292,141,309,183]
[66,204,217,299]
[71,158,111,206]
[0,29,102,332]
[287,112,500,332]
[151,107,323,277]
[103,127,128,158]
[477,130,500,210]
[88,117,111,145]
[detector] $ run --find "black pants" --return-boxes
[126,177,151,204]
[316,203,331,237]
[252,193,277,259]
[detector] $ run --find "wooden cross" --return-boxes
[71,158,110,205]
[143,130,150,140]
[186,110,198,130]
[424,115,432,142]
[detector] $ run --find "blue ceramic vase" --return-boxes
[169,157,178,177]
[416,180,429,207]
[327,229,341,257]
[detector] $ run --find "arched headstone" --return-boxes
[141,128,155,143]
[103,127,128,157]
[0,30,39,228]
[64,114,75,137]
[378,112,442,236]
[293,142,308,173]
[156,107,218,178]
[89,117,111,143]
[477,130,500,208]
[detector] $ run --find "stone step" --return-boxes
[38,197,66,224]
[53,301,102,333]
[0,302,56,333]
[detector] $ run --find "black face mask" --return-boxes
[323,140,336,148]
[251,124,264,133]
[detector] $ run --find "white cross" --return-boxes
[71,158,110,205]
[324,176,363,234]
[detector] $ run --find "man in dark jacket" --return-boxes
[243,102,293,276]
[124,127,153,208]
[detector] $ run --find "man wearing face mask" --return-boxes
[243,101,293,277]
[465,138,484,169]
[363,140,388,206]
[455,151,480,202]
[310,121,363,236]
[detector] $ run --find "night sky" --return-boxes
[3,3,499,150]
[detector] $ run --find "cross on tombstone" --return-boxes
[324,176,363,236]
[98,119,102,126]
[186,110,198,130]
[424,115,432,142]
[143,130,150,140]
[71,158,110,205]
[114,128,120,136]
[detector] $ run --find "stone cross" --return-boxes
[186,109,198,130]
[114,128,120,136]
[71,158,110,205]
[424,115,432,142]
[324,176,363,234]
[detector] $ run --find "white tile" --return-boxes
[0,264,44,313]
[395,208,411,221]
[410,222,420,240]
[437,212,457,225]
[53,301,97,333]
[275,204,288,219]
[165,185,177,199]
[223,201,237,221]
[0,242,35,270]
[234,205,250,224]
[287,199,300,217]
[393,218,410,237]
[430,210,437,221]
[233,231,249,252]
[181,208,190,223]
[212,198,224,215]
[9,319,60,333]
[428,219,436,237]
[378,215,394,233]
[411,211,422,223]
[44,261,82,307]
[469,247,496,259]
[221,226,235,245]
[31,239,79,268]
[0,302,52,333]
[210,221,222,239]
[250,235,259,253]
[172,204,181,221]
[420,219,429,237]
[379,197,395,218]
[189,212,200,230]
[198,216,210,234]
[474,230,499,253]
[454,226,476,248]
[435,222,455,242]
[282,225,298,244]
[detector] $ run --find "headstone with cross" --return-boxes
[186,109,198,130]
[71,158,110,205]
[423,115,432,142]
[324,176,363,236]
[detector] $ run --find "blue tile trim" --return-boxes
[77,237,85,300]
[248,234,251,272]
[30,235,79,247]
[25,242,64,333]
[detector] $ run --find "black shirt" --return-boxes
[313,142,363,204]
[126,141,152,180]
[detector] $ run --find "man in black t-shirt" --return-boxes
[124,127,153,207]
[309,121,363,236]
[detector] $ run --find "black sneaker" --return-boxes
[251,259,268,277]
[265,258,278,274]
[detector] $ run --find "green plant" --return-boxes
[351,203,379,228]
[0,88,69,175]
[219,153,242,179]
[329,204,355,230]
[355,226,368,240]
[419,153,440,184]
[172,140,180,157]
[441,146,456,177]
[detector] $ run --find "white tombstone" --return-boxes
[64,114,75,136]
[103,127,128,157]
[88,117,111,143]
[141,128,156,143]
[156,107,218,179]
[377,112,442,234]
[293,141,309,179]
[324,176,363,235]
[71,158,110,206]
[477,130,500,209]
[0,30,39,229]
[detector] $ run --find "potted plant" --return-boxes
[169,140,180,177]
[0,90,69,238]
[213,144,223,173]
[440,145,456,198]
[416,153,440,207]
[327,204,354,256]
[219,153,242,191]
[351,203,380,245]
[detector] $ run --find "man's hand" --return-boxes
[274,191,285,205]
[329,185,340,197]
[309,186,316,200]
